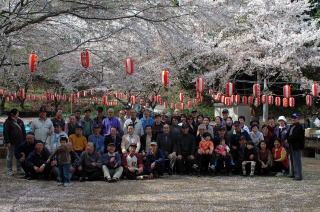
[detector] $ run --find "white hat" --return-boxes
[278,116,287,122]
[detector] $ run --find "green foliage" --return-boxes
[4,102,33,112]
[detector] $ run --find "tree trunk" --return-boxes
[0,97,5,115]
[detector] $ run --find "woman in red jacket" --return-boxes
[272,139,289,177]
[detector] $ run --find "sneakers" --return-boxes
[192,164,199,170]
[57,182,64,186]
[242,171,247,176]
[249,172,254,177]
[230,160,235,166]
[63,183,72,187]
[7,170,14,176]
[209,165,216,171]
[79,177,88,182]
[136,176,144,180]
[275,172,284,177]
[105,177,111,182]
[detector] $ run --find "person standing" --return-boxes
[74,110,82,126]
[118,110,127,136]
[66,116,77,137]
[51,110,65,130]
[94,107,106,127]
[102,108,121,136]
[30,106,54,144]
[140,110,155,133]
[81,109,94,139]
[123,109,144,137]
[286,113,304,181]
[3,109,26,176]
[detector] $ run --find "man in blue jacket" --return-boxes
[145,142,165,178]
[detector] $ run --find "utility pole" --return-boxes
[262,77,269,122]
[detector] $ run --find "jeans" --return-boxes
[7,144,21,172]
[102,165,123,179]
[58,164,71,183]
[290,148,303,180]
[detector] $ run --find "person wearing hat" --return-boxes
[14,132,36,178]
[274,116,289,148]
[26,141,52,180]
[69,125,88,157]
[3,108,26,176]
[230,121,251,148]
[102,143,123,182]
[176,123,197,174]
[121,124,141,154]
[122,143,144,180]
[81,109,94,139]
[221,109,229,127]
[47,123,68,153]
[145,142,165,178]
[30,106,54,146]
[88,124,105,154]
[285,113,305,180]
[105,127,122,154]
[213,125,228,148]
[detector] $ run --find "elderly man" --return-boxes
[51,110,65,130]
[102,143,123,183]
[123,109,144,137]
[105,127,122,153]
[30,106,54,144]
[15,132,36,178]
[286,113,305,181]
[78,142,103,181]
[4,108,26,176]
[118,110,127,136]
[26,141,51,180]
[88,124,105,155]
[140,110,155,133]
[121,124,141,154]
[145,142,165,178]
[102,108,121,136]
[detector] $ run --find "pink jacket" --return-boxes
[215,144,230,155]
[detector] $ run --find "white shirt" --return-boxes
[30,118,54,143]
[124,118,144,137]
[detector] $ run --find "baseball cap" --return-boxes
[222,109,229,114]
[181,123,189,129]
[107,143,116,147]
[291,113,300,119]
[75,125,83,129]
[39,106,47,113]
[234,121,240,126]
[150,142,157,146]
[129,143,137,148]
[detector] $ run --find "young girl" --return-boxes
[242,141,257,176]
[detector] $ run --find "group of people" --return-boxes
[3,100,305,187]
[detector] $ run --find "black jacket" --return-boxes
[104,134,122,153]
[3,117,26,145]
[26,148,50,168]
[176,133,196,156]
[140,134,157,152]
[152,123,164,139]
[156,133,177,154]
[244,147,258,161]
[14,141,36,160]
[286,123,305,150]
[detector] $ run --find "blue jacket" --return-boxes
[140,117,155,132]
[274,125,289,146]
[145,149,165,173]
[102,152,122,168]
[88,134,105,154]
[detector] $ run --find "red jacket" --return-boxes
[272,146,288,169]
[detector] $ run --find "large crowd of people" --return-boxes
[3,99,305,187]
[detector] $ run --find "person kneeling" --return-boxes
[242,141,257,176]
[102,143,123,183]
[78,142,103,182]
[145,142,165,179]
[122,144,144,180]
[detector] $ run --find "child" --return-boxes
[48,137,72,186]
[122,143,144,180]
[215,139,233,174]
[242,141,257,176]
[102,143,123,183]
[197,132,214,174]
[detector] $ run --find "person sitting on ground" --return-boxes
[69,125,88,157]
[215,138,233,174]
[104,127,122,153]
[156,124,177,175]
[102,143,123,183]
[14,132,36,179]
[176,124,197,175]
[122,144,144,180]
[48,123,68,153]
[88,124,105,155]
[78,142,103,182]
[197,132,214,174]
[242,141,257,176]
[249,124,264,147]
[26,141,51,180]
[257,141,273,176]
[145,142,165,179]
[121,124,141,154]
[272,139,289,177]
[48,137,72,186]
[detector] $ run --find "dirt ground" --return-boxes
[0,157,319,212]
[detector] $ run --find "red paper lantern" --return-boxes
[39,96,43,101]
[261,95,267,104]
[196,77,205,93]
[221,95,225,104]
[234,95,241,104]
[83,91,87,97]
[254,97,261,107]
[20,88,25,99]
[312,83,318,97]
[180,103,185,110]
[179,93,184,102]
[170,103,175,109]
[163,102,168,108]
[103,96,108,105]
[248,96,254,105]
[131,96,136,105]
[187,101,192,108]
[28,52,38,72]
[90,89,95,96]
[162,70,169,87]
[283,98,288,108]
[156,95,162,104]
[289,97,295,107]
[224,97,231,105]
[80,49,90,69]
[0,89,4,95]
[268,95,274,105]
[209,89,213,95]
[242,96,248,104]
[275,97,281,107]
[193,99,198,105]
[215,93,221,101]
[306,95,312,107]
[226,82,234,97]
[253,84,260,97]
[149,95,155,102]
[283,85,291,98]
[71,93,75,103]
[175,103,180,109]
[125,57,134,75]
[230,95,235,104]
